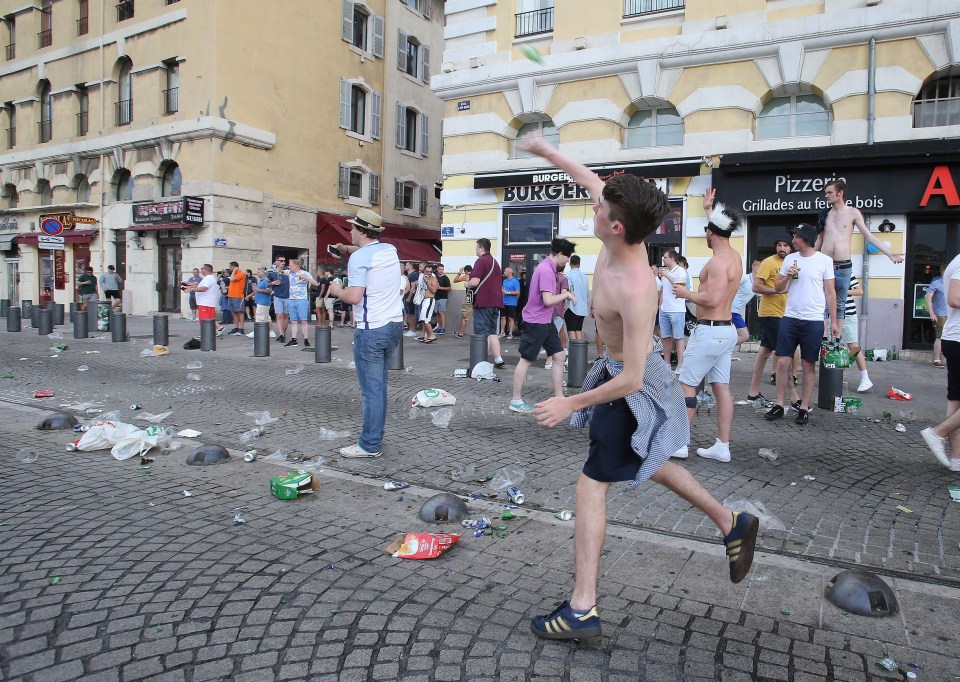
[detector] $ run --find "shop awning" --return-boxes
[17,229,98,245]
[0,232,17,251]
[316,212,441,265]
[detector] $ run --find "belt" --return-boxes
[697,320,732,326]
[834,260,853,269]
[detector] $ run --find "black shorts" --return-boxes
[503,305,518,320]
[564,309,585,332]
[104,290,120,301]
[943,340,960,401]
[583,389,641,483]
[519,322,563,361]
[404,300,416,316]
[759,316,781,350]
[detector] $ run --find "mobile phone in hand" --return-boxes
[327,244,342,257]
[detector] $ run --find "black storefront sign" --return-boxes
[474,160,702,190]
[132,196,205,225]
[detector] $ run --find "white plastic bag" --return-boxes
[111,425,162,461]
[75,421,140,451]
[470,362,497,381]
[412,388,457,407]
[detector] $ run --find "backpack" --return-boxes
[183,337,201,350]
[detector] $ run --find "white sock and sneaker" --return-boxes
[696,439,731,463]
[857,370,873,393]
[921,427,960,471]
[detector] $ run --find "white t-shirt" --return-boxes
[195,274,220,308]
[941,253,960,342]
[659,265,687,313]
[732,273,757,314]
[347,241,403,329]
[780,251,834,321]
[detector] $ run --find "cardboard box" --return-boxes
[269,471,319,500]
[834,396,862,413]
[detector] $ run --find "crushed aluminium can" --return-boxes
[383,481,410,491]
[507,486,525,505]
[556,510,573,521]
[461,517,491,529]
[243,451,257,462]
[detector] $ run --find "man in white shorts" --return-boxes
[673,189,743,463]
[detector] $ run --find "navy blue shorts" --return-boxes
[759,316,781,350]
[583,388,641,483]
[776,316,822,362]
[731,312,746,329]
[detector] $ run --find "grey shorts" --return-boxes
[434,299,447,313]
[678,324,738,386]
[473,307,500,337]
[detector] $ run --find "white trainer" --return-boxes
[696,441,731,463]
[671,446,689,459]
[921,427,951,469]
[339,444,382,458]
[856,378,874,392]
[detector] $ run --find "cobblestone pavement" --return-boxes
[1,317,959,680]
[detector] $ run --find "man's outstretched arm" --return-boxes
[517,131,604,199]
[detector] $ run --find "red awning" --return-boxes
[17,229,98,245]
[315,212,441,265]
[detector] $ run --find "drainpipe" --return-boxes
[867,36,876,146]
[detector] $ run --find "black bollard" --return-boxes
[21,300,32,320]
[38,308,53,336]
[314,325,331,363]
[6,307,21,332]
[0,299,9,318]
[468,334,488,377]
[30,304,40,328]
[200,319,216,351]
[110,312,127,342]
[73,309,88,339]
[53,303,64,326]
[86,307,98,334]
[153,314,169,346]
[388,332,404,370]
[253,322,270,357]
[68,302,79,324]
[567,339,589,389]
[817,357,844,411]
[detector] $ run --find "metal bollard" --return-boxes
[253,322,270,357]
[68,302,79,324]
[30,304,40,328]
[110,312,127,342]
[314,325,331,363]
[0,299,9,318]
[817,357,844,411]
[153,314,169,346]
[73,309,88,339]
[53,303,64,326]
[6,307,21,332]
[38,308,53,336]
[567,339,589,389]
[388,332,404,370]
[21,300,32,320]
[86,307,98,334]
[200,319,216,351]
[468,334,488,376]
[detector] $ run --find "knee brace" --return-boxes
[685,396,699,409]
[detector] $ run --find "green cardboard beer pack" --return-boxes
[833,396,862,413]
[269,471,319,500]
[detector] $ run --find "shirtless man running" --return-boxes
[817,180,903,319]
[672,189,743,463]
[518,131,759,641]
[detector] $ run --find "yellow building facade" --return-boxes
[0,0,443,315]
[433,0,960,352]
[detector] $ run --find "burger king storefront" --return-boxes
[713,140,960,354]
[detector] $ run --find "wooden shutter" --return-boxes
[372,15,384,58]
[420,45,430,83]
[420,112,429,156]
[396,103,405,148]
[337,163,349,198]
[394,180,403,211]
[397,30,408,72]
[339,78,350,129]
[371,92,381,140]
[342,0,353,42]
[370,172,380,205]
[419,186,427,216]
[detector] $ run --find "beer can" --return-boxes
[507,486,524,505]
[65,442,78,452]
[556,510,573,521]
[130,403,142,410]
[243,451,257,462]
[383,481,410,491]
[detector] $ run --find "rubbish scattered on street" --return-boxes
[183,490,192,497]
[177,429,201,438]
[896,505,912,513]
[49,576,62,584]
[501,509,516,520]
[318,427,351,440]
[15,449,39,464]
[412,388,457,407]
[894,423,907,433]
[246,411,279,426]
[270,471,319,500]
[387,532,461,560]
[185,361,203,370]
[239,427,264,444]
[450,464,477,482]
[347,361,356,369]
[77,365,89,372]
[876,657,897,672]
[556,510,573,521]
[384,481,410,491]
[265,449,289,461]
[452,368,468,378]
[431,407,453,429]
[470,361,499,381]
[833,396,862,413]
[780,608,791,616]
[887,387,912,401]
[461,518,492,529]
[405,367,414,373]
[47,331,64,340]
[130,403,142,410]
[803,475,816,481]
[758,447,779,461]
[507,486,525,505]
[81,351,100,355]
[244,451,257,462]
[137,411,172,424]
[725,499,786,531]
[152,345,169,356]
[285,364,305,375]
[489,465,525,492]
[140,348,155,357]
[233,512,246,524]
[0,373,13,378]
[34,391,55,398]
[898,410,916,421]
[949,485,960,502]
[186,373,202,381]
[294,456,325,472]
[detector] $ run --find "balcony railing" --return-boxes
[5,127,15,149]
[624,0,684,17]
[77,111,88,136]
[163,87,179,115]
[515,7,553,37]
[116,0,134,22]
[77,16,89,36]
[4,43,14,61]
[115,99,133,126]
[38,120,52,143]
[38,29,52,48]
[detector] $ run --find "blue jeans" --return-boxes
[828,262,852,320]
[353,321,402,452]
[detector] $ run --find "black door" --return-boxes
[158,242,182,312]
[502,246,547,313]
[903,219,959,350]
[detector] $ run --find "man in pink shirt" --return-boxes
[509,238,577,414]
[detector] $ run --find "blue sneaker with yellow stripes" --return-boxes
[530,601,602,640]
[724,511,759,583]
